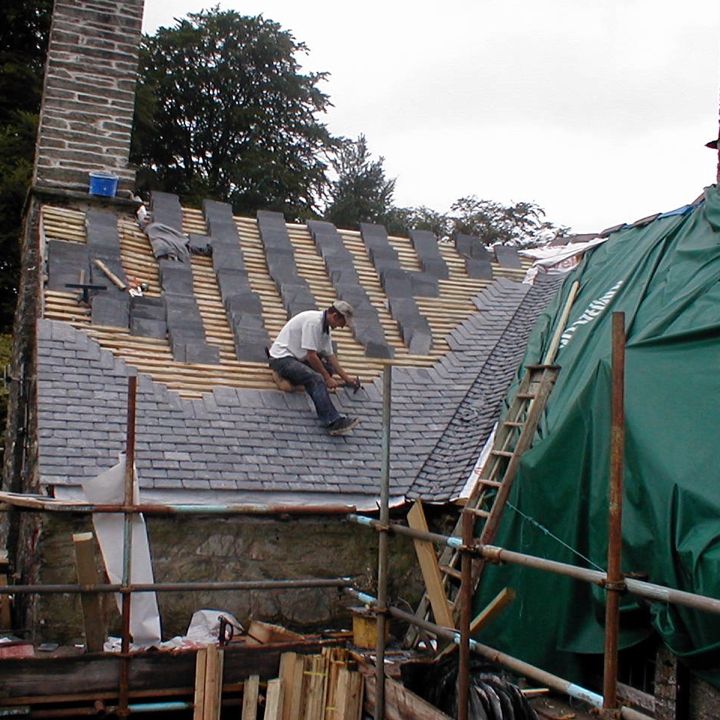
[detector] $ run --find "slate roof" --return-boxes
[36,197,562,506]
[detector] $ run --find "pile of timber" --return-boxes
[195,645,362,720]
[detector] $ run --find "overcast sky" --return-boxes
[142,0,720,234]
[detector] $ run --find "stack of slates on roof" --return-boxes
[40,202,533,396]
[151,192,220,364]
[86,210,130,327]
[360,222,434,355]
[454,233,494,279]
[307,220,393,359]
[204,199,270,362]
[258,210,317,318]
[409,229,450,280]
[46,237,89,294]
[493,243,523,269]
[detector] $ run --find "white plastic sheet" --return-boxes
[81,455,161,646]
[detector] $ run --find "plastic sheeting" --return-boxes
[476,186,720,686]
[81,456,162,646]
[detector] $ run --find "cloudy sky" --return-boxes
[142,0,720,233]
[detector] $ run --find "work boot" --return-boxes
[327,416,360,436]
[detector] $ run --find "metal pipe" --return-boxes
[0,577,353,594]
[457,511,472,720]
[29,701,193,717]
[346,591,653,720]
[1,499,357,515]
[119,375,137,717]
[603,312,625,711]
[127,701,192,713]
[478,545,720,615]
[388,601,607,707]
[374,364,392,720]
[348,514,463,549]
[350,514,720,615]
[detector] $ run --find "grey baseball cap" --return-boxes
[332,300,354,325]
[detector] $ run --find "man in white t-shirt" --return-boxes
[268,300,360,436]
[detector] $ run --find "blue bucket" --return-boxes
[88,171,119,198]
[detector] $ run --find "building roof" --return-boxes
[37,196,562,506]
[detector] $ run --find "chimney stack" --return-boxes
[33,0,145,194]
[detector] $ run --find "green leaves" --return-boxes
[324,135,396,229]
[131,9,335,220]
[0,0,51,330]
[131,7,567,246]
[450,196,569,247]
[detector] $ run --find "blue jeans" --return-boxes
[269,356,341,426]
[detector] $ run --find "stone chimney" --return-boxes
[32,0,145,194]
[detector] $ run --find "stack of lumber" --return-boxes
[194,646,363,720]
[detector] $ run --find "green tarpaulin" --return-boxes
[477,185,720,687]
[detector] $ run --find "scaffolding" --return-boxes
[1,316,720,719]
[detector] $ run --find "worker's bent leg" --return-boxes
[269,357,341,426]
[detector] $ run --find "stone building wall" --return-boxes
[33,0,144,193]
[30,513,423,644]
[2,198,44,632]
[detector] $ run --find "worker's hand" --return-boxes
[325,376,340,390]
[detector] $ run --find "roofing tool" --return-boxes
[348,376,362,394]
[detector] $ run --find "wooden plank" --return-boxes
[407,501,454,629]
[280,652,303,720]
[436,587,516,662]
[203,644,224,720]
[0,639,336,700]
[263,678,284,720]
[72,532,106,652]
[323,650,343,720]
[362,671,450,720]
[193,648,207,720]
[470,587,515,634]
[334,667,363,720]
[241,674,260,720]
[93,259,127,290]
[301,654,327,720]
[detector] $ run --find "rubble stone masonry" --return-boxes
[33,0,144,193]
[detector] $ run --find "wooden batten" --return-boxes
[41,202,531,399]
[240,674,260,720]
[72,532,106,653]
[333,666,363,720]
[193,648,207,720]
[263,678,284,720]
[407,501,455,629]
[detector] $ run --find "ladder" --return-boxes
[405,363,560,647]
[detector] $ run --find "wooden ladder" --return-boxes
[405,362,560,647]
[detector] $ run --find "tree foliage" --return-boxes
[324,135,396,229]
[449,196,563,247]
[131,7,567,244]
[384,205,452,239]
[0,0,51,331]
[132,8,338,220]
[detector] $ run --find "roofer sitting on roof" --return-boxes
[267,301,360,436]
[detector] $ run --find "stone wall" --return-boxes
[30,513,423,644]
[2,197,44,631]
[689,676,720,720]
[33,0,144,193]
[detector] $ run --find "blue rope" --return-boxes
[507,501,604,572]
